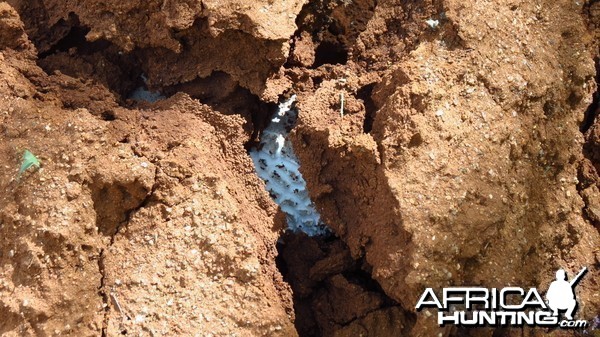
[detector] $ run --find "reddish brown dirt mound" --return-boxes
[287,0,600,335]
[0,0,599,336]
[0,6,296,336]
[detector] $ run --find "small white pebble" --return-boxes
[135,315,145,323]
[426,19,439,28]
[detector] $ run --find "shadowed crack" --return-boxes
[98,248,109,337]
[97,167,158,336]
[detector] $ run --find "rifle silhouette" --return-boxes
[569,267,587,287]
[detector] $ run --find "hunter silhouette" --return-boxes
[546,268,587,320]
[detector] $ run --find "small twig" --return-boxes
[110,292,128,320]
[340,92,344,117]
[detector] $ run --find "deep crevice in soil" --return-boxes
[313,40,348,67]
[97,248,109,337]
[579,57,600,230]
[357,83,377,133]
[162,71,277,148]
[34,18,144,104]
[37,18,109,58]
[286,0,377,69]
[33,20,270,146]
[277,232,415,337]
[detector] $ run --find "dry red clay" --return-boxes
[0,0,599,337]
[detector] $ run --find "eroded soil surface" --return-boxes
[0,0,599,336]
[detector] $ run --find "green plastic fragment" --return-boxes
[18,150,41,178]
